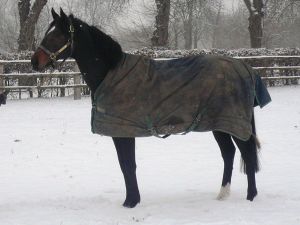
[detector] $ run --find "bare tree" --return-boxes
[243,0,264,48]
[263,0,300,47]
[0,0,19,51]
[170,0,217,49]
[171,0,194,49]
[212,1,223,48]
[18,0,48,51]
[151,0,171,47]
[210,3,249,49]
[183,0,194,49]
[62,0,130,29]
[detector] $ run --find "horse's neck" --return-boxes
[75,56,109,96]
[73,25,123,96]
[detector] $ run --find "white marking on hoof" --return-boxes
[217,183,231,200]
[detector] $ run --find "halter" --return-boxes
[38,20,75,64]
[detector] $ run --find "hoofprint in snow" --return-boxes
[0,86,300,225]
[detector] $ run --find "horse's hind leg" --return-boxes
[232,136,259,201]
[213,131,236,200]
[113,137,140,208]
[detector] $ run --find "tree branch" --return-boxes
[18,0,30,24]
[27,0,48,25]
[243,0,253,14]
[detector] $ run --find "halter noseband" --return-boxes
[39,20,75,64]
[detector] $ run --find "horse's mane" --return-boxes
[72,16,123,69]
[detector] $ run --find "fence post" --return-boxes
[73,65,81,100]
[0,63,4,93]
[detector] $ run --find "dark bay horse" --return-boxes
[31,9,269,208]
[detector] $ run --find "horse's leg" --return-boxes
[112,137,140,208]
[232,135,259,201]
[213,131,236,200]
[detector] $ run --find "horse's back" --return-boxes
[152,54,255,83]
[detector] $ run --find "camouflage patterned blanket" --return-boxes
[91,54,271,140]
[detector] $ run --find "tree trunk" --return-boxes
[183,0,193,49]
[212,2,222,48]
[18,0,48,51]
[151,0,171,47]
[193,30,198,49]
[243,0,264,48]
[248,14,263,48]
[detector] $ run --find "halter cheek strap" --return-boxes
[39,40,71,61]
[39,22,75,63]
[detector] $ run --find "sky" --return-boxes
[223,0,239,11]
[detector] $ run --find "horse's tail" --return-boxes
[240,111,261,173]
[251,112,261,150]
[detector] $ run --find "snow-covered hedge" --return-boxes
[1,48,300,70]
[128,48,300,68]
[128,47,300,58]
[1,48,299,89]
[0,51,75,74]
[1,47,300,60]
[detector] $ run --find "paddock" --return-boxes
[0,86,300,225]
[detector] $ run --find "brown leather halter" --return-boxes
[38,20,75,64]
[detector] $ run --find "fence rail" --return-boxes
[1,55,300,99]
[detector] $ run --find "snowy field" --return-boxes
[1,86,300,225]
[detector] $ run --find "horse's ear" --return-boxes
[51,8,59,21]
[60,8,67,20]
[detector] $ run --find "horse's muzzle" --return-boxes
[31,55,39,71]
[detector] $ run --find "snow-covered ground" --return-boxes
[1,86,300,225]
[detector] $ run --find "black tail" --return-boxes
[240,111,261,173]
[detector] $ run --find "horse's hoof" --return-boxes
[123,199,140,208]
[123,195,141,208]
[217,183,231,200]
[247,189,257,201]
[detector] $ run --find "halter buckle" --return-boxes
[69,25,75,33]
[50,53,56,61]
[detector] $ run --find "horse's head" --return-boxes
[31,8,75,71]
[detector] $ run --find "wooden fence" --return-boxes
[0,59,84,100]
[1,56,300,100]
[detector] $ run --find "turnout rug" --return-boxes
[91,54,271,140]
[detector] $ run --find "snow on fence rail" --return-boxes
[1,56,300,100]
[0,60,84,100]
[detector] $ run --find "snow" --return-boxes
[1,86,300,225]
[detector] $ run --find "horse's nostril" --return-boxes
[31,57,39,70]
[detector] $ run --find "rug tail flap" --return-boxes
[254,74,272,108]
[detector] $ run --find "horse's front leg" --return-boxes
[112,137,140,208]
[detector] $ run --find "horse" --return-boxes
[0,91,8,106]
[31,8,271,208]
